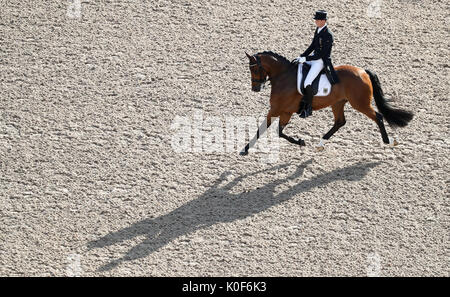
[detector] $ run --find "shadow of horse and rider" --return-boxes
[88,160,381,271]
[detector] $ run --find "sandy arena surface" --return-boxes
[0,0,448,276]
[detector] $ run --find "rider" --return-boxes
[295,10,340,118]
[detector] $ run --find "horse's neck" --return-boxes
[261,56,287,78]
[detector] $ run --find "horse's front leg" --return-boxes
[279,112,305,146]
[239,110,275,156]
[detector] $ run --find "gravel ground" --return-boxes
[0,0,448,276]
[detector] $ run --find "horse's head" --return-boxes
[245,52,268,92]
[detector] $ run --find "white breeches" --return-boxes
[303,59,324,87]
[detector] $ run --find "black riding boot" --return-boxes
[299,85,313,118]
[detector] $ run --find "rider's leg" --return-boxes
[299,85,313,118]
[304,59,324,86]
[300,59,324,118]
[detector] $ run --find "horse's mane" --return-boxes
[256,51,294,67]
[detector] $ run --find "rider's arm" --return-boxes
[306,34,333,61]
[301,39,314,57]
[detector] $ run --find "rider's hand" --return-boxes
[295,56,306,63]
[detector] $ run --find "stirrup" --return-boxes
[297,101,305,114]
[299,105,312,118]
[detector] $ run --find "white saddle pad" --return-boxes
[297,64,332,97]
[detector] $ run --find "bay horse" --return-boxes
[240,51,413,155]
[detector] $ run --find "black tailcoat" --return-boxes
[301,26,340,84]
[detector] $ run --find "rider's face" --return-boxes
[315,19,326,27]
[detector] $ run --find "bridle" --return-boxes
[249,55,268,87]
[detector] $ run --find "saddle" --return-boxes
[297,63,332,96]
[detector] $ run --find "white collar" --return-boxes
[317,24,327,33]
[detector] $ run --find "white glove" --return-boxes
[296,56,306,63]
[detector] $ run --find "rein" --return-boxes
[249,54,285,87]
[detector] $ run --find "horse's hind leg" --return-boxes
[350,100,391,145]
[374,112,391,144]
[317,100,347,151]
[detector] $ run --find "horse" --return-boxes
[240,51,413,155]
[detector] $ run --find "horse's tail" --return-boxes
[365,69,413,127]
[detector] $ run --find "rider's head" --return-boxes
[313,10,327,27]
[315,19,326,27]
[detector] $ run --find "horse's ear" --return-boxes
[245,52,252,60]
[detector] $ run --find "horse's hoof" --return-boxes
[316,145,325,152]
[389,137,399,147]
[298,139,306,146]
[239,150,248,156]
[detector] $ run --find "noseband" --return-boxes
[249,55,268,86]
